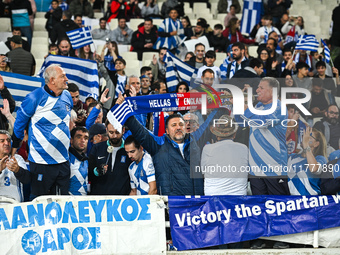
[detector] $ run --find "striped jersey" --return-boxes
[235,100,288,176]
[14,87,73,164]
[154,18,185,50]
[69,151,88,196]
[0,154,27,202]
[128,152,155,195]
[287,153,327,195]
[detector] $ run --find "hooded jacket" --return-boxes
[131,23,158,51]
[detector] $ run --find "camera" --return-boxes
[106,38,110,44]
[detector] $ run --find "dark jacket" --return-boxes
[5,39,30,52]
[231,67,261,93]
[131,24,158,51]
[7,47,35,76]
[45,7,62,31]
[125,116,204,196]
[50,19,79,44]
[208,32,230,52]
[320,159,340,195]
[186,56,207,69]
[88,140,131,195]
[69,0,94,18]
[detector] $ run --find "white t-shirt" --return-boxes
[177,143,185,158]
[202,139,249,195]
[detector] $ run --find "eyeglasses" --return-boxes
[310,133,318,141]
[328,111,339,115]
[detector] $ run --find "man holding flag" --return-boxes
[111,94,204,196]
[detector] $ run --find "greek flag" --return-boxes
[321,39,331,63]
[295,35,319,52]
[240,0,263,34]
[165,51,197,92]
[37,55,99,102]
[66,27,93,49]
[0,71,44,112]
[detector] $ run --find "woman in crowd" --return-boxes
[101,41,121,71]
[282,16,305,36]
[77,45,95,60]
[181,16,194,39]
[222,18,255,45]
[176,81,189,93]
[141,0,159,17]
[184,52,195,61]
[288,127,327,195]
[0,55,11,72]
[280,74,300,99]
[257,48,279,77]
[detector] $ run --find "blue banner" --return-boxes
[168,195,340,250]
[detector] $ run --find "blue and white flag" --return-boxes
[321,39,331,63]
[0,72,44,112]
[164,51,197,92]
[66,27,93,49]
[295,35,319,52]
[38,55,99,102]
[240,0,263,34]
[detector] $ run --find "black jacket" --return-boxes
[131,24,158,51]
[45,7,62,31]
[50,19,79,44]
[186,56,207,68]
[208,33,230,52]
[88,140,132,195]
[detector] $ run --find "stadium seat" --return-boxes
[34,59,45,76]
[152,19,163,28]
[120,51,138,61]
[32,37,49,45]
[33,31,48,38]
[215,13,226,24]
[32,44,48,59]
[94,12,103,19]
[186,13,196,21]
[109,19,118,30]
[216,52,226,61]
[0,18,11,32]
[248,46,258,58]
[129,19,144,31]
[196,13,214,20]
[34,18,46,31]
[35,12,45,18]
[207,19,223,29]
[210,3,218,16]
[193,3,209,13]
[142,52,158,66]
[335,96,340,108]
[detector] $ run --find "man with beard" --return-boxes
[308,79,334,118]
[280,48,295,76]
[314,104,340,151]
[220,42,249,79]
[266,37,283,64]
[186,43,206,69]
[88,119,131,195]
[116,94,204,195]
[69,127,89,195]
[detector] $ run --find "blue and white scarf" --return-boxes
[154,18,185,50]
[229,56,247,78]
[294,52,312,68]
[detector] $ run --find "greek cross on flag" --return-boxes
[295,35,319,52]
[66,27,93,49]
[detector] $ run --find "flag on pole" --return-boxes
[321,39,331,63]
[164,51,197,92]
[240,0,263,34]
[0,72,44,112]
[66,27,93,49]
[295,35,319,51]
[284,26,298,45]
[38,55,99,102]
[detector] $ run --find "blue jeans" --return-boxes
[19,26,32,50]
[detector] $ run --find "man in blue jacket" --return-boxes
[116,95,204,196]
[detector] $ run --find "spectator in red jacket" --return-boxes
[222,18,255,45]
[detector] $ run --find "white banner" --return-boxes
[0,195,166,254]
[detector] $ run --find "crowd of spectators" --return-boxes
[1,0,340,250]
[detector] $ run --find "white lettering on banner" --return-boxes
[174,196,335,228]
[265,196,329,216]
[149,99,171,108]
[175,209,231,227]
[0,196,166,254]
